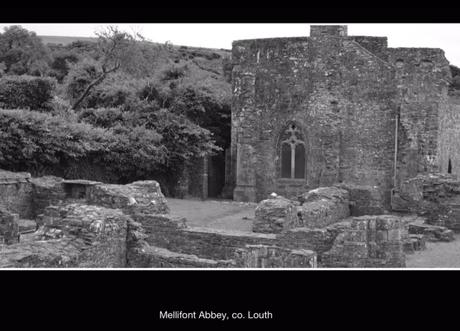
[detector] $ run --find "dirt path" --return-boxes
[166,198,256,232]
[406,234,460,268]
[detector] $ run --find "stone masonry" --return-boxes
[230,25,454,209]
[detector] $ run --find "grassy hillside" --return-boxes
[41,35,232,103]
[40,35,97,45]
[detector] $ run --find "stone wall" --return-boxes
[0,208,19,245]
[125,197,404,268]
[392,173,460,231]
[253,196,298,233]
[230,26,454,210]
[0,170,34,218]
[1,203,130,268]
[30,176,66,218]
[234,245,317,268]
[335,183,385,215]
[322,215,405,268]
[86,181,169,215]
[126,220,235,268]
[440,96,460,178]
[388,48,451,186]
[297,187,350,228]
[231,26,397,205]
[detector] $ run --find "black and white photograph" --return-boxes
[1,20,460,271]
[3,4,460,324]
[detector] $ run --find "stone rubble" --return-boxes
[252,196,298,233]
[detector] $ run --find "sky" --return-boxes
[1,23,460,65]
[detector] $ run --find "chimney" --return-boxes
[310,25,348,37]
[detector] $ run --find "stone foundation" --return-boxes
[322,215,405,268]
[235,245,317,268]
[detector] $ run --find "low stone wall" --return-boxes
[126,219,235,268]
[87,181,170,215]
[129,242,235,268]
[322,215,405,268]
[277,223,349,256]
[171,227,278,260]
[235,245,317,268]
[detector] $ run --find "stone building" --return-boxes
[228,25,458,206]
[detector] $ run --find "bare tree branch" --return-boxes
[69,25,137,111]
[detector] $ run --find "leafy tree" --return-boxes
[67,26,142,111]
[49,49,80,82]
[0,25,51,76]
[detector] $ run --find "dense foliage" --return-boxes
[0,108,167,179]
[0,25,232,189]
[0,75,56,111]
[0,25,51,76]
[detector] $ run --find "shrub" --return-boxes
[161,65,187,81]
[0,75,56,111]
[78,107,125,128]
[0,108,167,179]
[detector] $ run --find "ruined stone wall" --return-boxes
[349,36,389,61]
[321,215,405,268]
[393,173,460,231]
[231,32,397,205]
[388,48,452,186]
[0,170,34,219]
[0,203,130,268]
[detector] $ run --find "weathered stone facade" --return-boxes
[230,25,454,207]
[392,173,460,231]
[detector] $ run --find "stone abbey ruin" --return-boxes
[2,25,460,268]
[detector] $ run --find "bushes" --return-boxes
[0,75,56,111]
[0,108,166,179]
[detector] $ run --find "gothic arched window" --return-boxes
[280,123,306,179]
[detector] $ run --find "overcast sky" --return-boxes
[1,23,460,66]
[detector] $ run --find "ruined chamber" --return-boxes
[229,25,454,207]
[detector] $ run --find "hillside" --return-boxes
[40,35,233,102]
[39,35,97,45]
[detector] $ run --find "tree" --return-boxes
[0,25,51,76]
[68,26,142,111]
